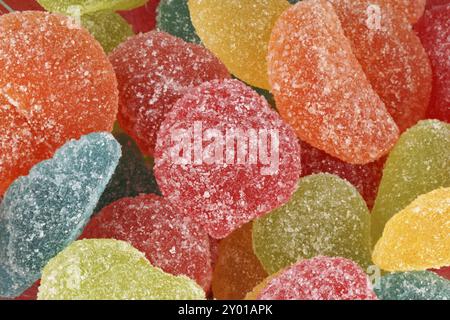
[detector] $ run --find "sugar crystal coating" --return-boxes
[81,193,212,291]
[373,188,450,272]
[109,31,230,156]
[0,132,121,298]
[375,271,450,300]
[381,0,426,23]
[255,256,377,300]
[371,120,450,243]
[268,0,399,165]
[154,79,301,239]
[189,0,290,90]
[0,12,118,195]
[38,239,205,300]
[37,0,147,14]
[253,174,372,275]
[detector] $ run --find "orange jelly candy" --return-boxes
[0,12,118,195]
[268,0,399,165]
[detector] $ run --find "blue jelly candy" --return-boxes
[0,132,121,298]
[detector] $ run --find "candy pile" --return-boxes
[0,0,448,300]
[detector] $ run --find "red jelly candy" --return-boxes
[426,0,450,9]
[81,194,212,291]
[0,0,43,14]
[109,31,230,157]
[256,256,377,300]
[154,79,301,239]
[119,0,159,34]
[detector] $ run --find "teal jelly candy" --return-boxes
[0,133,121,298]
[157,0,201,44]
[371,120,450,244]
[375,271,450,300]
[37,0,147,14]
[95,133,160,213]
[253,173,372,275]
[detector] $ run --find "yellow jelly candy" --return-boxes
[373,188,450,272]
[188,0,290,89]
[38,239,205,300]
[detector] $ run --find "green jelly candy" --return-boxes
[81,11,133,53]
[375,271,450,300]
[38,239,205,300]
[38,0,147,15]
[371,120,450,244]
[253,173,372,275]
[157,0,201,44]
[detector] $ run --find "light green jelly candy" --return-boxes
[38,239,205,300]
[371,120,450,244]
[253,173,372,275]
[38,0,147,15]
[81,11,133,53]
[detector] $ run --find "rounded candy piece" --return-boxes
[382,0,426,23]
[253,174,372,275]
[81,193,212,291]
[375,271,450,300]
[119,1,159,33]
[211,223,268,300]
[157,0,201,44]
[155,79,301,239]
[268,0,399,165]
[371,120,450,243]
[0,133,121,298]
[38,239,205,300]
[373,188,450,272]
[328,0,432,132]
[37,0,147,14]
[253,257,377,300]
[189,0,290,90]
[109,31,230,156]
[0,12,118,195]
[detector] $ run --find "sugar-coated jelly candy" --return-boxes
[14,281,40,301]
[81,194,212,291]
[381,0,426,23]
[250,257,377,300]
[119,1,159,33]
[0,0,43,14]
[253,174,372,275]
[371,120,450,243]
[38,239,205,300]
[373,188,450,272]
[268,0,399,165]
[300,141,384,209]
[0,133,121,298]
[375,271,450,300]
[157,0,201,44]
[189,0,290,90]
[37,0,147,14]
[212,223,268,300]
[109,31,229,157]
[415,4,450,123]
[426,0,450,8]
[432,266,450,280]
[328,0,432,132]
[154,79,301,239]
[95,133,160,213]
[0,12,118,195]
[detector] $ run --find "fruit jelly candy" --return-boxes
[109,31,230,157]
[373,188,450,272]
[253,173,372,275]
[268,0,399,165]
[14,281,39,301]
[157,0,201,44]
[415,4,450,123]
[188,0,290,90]
[81,11,134,53]
[0,12,118,195]
[81,194,212,292]
[371,120,450,243]
[212,223,268,300]
[328,0,432,132]
[432,266,450,280]
[426,0,450,8]
[253,257,377,300]
[381,0,426,23]
[119,1,159,33]
[154,79,301,239]
[37,0,147,14]
[95,132,160,213]
[374,271,450,300]
[0,132,121,298]
[299,140,385,209]
[38,239,205,300]
[0,0,43,14]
